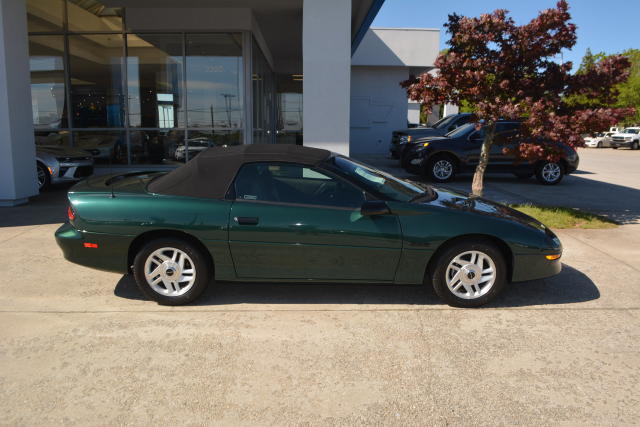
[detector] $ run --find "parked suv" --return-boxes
[610,127,640,150]
[402,122,579,185]
[390,113,476,159]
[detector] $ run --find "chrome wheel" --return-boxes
[433,159,453,180]
[445,250,496,300]
[541,162,561,183]
[144,247,196,297]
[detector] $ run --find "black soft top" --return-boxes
[147,144,332,199]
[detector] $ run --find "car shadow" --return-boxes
[114,263,599,308]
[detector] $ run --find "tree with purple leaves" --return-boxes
[402,1,634,196]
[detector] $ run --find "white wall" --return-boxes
[352,28,439,67]
[0,0,38,205]
[350,66,409,155]
[302,0,351,155]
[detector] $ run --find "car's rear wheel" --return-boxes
[426,155,456,183]
[430,239,507,307]
[37,162,50,191]
[535,161,564,185]
[133,238,211,305]
[612,146,619,149]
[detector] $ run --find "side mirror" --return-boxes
[361,200,390,216]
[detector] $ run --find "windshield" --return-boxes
[433,115,459,129]
[326,156,434,203]
[623,128,640,134]
[446,122,476,138]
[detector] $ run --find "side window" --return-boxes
[233,162,365,208]
[495,123,520,145]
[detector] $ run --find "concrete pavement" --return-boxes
[0,148,639,424]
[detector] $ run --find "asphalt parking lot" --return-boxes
[1,148,639,424]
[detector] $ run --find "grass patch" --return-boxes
[509,204,618,229]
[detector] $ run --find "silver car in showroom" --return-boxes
[36,146,94,191]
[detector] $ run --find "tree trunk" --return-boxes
[471,123,496,197]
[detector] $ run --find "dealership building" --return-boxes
[0,0,441,206]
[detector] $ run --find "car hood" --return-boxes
[427,186,549,233]
[37,145,91,157]
[413,135,450,143]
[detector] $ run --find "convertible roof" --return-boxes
[147,144,332,199]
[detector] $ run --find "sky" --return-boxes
[372,0,639,71]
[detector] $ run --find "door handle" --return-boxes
[234,216,259,225]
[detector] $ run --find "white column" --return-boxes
[303,0,351,155]
[443,104,459,117]
[0,0,37,206]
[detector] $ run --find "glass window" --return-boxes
[68,34,124,128]
[234,163,365,207]
[129,130,184,165]
[74,131,126,164]
[35,131,71,148]
[67,0,123,32]
[252,38,275,144]
[446,123,476,138]
[127,34,184,128]
[29,35,67,129]
[27,0,64,33]
[185,34,243,131]
[327,157,429,203]
[276,74,303,145]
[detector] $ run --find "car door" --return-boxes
[490,122,521,171]
[228,162,403,281]
[464,123,518,171]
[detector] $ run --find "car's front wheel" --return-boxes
[430,239,507,307]
[426,155,456,183]
[37,162,50,191]
[632,141,639,150]
[535,161,564,185]
[133,238,211,305]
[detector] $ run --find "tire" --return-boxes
[430,239,507,308]
[37,162,50,191]
[597,141,602,148]
[425,155,456,183]
[612,146,619,149]
[133,238,212,305]
[514,172,533,180]
[535,161,564,185]
[632,141,639,150]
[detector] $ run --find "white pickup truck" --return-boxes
[610,127,640,150]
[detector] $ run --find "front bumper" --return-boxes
[50,160,94,184]
[610,140,634,148]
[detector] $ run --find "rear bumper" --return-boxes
[55,223,131,273]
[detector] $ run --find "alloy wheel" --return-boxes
[37,165,47,189]
[433,159,453,180]
[144,247,197,296]
[541,162,561,183]
[445,250,496,300]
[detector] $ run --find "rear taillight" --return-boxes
[67,205,76,221]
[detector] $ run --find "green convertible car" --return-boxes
[55,144,562,307]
